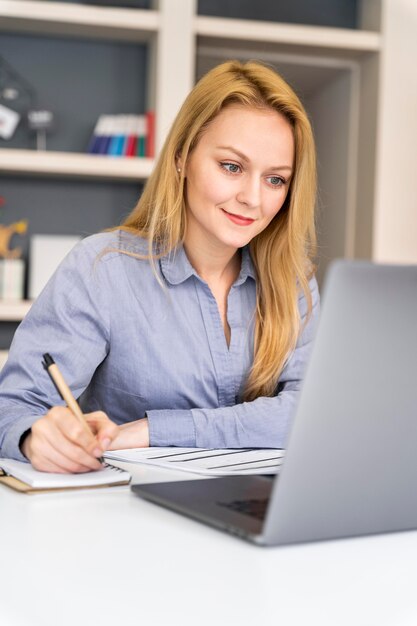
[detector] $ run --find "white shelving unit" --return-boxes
[0,1,160,177]
[2,0,417,331]
[195,15,381,57]
[194,8,383,283]
[0,0,159,41]
[0,0,196,330]
[0,0,379,321]
[0,0,195,172]
[192,2,417,270]
[0,149,154,181]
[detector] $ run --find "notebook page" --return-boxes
[104,447,285,476]
[0,459,130,488]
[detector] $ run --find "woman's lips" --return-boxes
[221,208,255,226]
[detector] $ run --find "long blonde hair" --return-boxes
[122,60,317,401]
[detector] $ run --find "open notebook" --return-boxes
[0,458,131,493]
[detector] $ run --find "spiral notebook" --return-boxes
[0,458,131,494]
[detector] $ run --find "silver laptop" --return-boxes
[132,261,417,546]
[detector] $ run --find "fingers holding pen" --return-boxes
[48,406,102,455]
[30,438,101,474]
[25,407,104,473]
[85,410,120,452]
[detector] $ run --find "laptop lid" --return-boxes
[262,260,417,545]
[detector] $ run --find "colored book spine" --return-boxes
[95,115,114,155]
[87,113,155,158]
[124,115,138,157]
[107,115,125,156]
[145,110,155,158]
[135,115,146,157]
[87,115,106,154]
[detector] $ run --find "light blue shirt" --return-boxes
[0,230,319,461]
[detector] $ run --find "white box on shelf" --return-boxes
[29,235,81,300]
[0,349,8,370]
[0,258,25,300]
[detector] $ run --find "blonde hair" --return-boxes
[122,60,317,401]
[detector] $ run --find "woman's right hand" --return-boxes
[20,406,119,474]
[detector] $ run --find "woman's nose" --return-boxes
[236,176,261,209]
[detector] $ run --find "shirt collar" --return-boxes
[159,244,256,286]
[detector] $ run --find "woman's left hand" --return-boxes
[106,417,150,450]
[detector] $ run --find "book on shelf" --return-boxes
[0,258,25,300]
[145,110,155,159]
[135,115,146,157]
[87,113,155,158]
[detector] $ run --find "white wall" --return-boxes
[373,0,417,263]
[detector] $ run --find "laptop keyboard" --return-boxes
[217,498,268,521]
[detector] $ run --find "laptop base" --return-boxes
[132,475,274,543]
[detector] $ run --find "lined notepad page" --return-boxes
[0,459,130,488]
[104,448,285,476]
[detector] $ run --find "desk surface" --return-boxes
[2,461,417,626]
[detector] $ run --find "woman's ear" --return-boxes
[176,158,183,175]
[175,153,186,177]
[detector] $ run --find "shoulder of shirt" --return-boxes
[75,229,149,261]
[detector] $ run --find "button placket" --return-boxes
[194,278,235,407]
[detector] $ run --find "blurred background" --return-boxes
[0,0,416,357]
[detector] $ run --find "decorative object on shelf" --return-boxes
[27,110,54,151]
[0,196,28,300]
[28,234,81,300]
[0,103,20,140]
[0,219,27,260]
[87,112,155,158]
[0,196,28,259]
[0,55,54,150]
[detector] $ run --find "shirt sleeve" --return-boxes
[0,239,110,461]
[147,276,320,449]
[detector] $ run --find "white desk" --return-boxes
[2,462,417,626]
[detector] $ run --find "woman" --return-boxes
[0,60,319,473]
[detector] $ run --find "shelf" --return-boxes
[0,150,154,181]
[0,300,32,322]
[195,16,382,59]
[0,0,159,42]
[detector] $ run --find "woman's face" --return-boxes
[182,104,294,254]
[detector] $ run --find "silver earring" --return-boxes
[177,167,181,173]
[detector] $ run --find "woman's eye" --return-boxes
[221,162,241,174]
[267,176,285,187]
